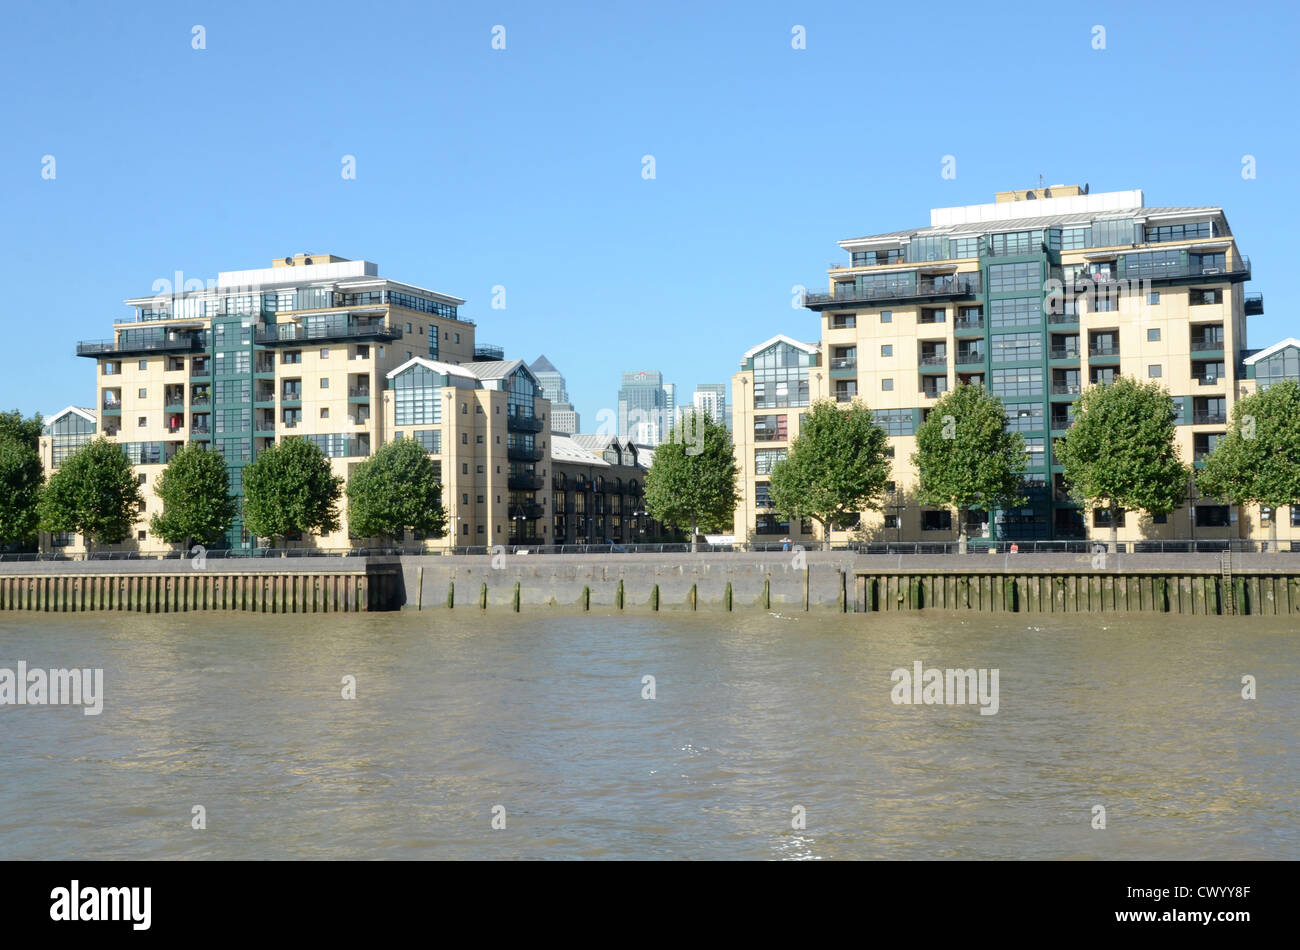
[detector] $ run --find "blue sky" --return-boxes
[2,0,1297,426]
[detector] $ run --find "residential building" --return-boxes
[782,185,1275,545]
[730,335,821,543]
[693,383,727,428]
[550,435,680,544]
[52,252,546,553]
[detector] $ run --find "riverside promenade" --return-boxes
[3,550,1297,615]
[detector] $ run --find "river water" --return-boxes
[0,610,1295,860]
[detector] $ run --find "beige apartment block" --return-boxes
[43,254,544,554]
[735,187,1295,548]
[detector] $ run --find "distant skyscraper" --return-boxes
[530,354,580,435]
[693,383,727,428]
[617,370,666,444]
[663,383,677,435]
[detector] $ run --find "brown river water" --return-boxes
[0,610,1296,859]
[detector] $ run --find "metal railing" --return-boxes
[803,273,982,308]
[1087,344,1120,357]
[77,336,203,357]
[1049,347,1080,359]
[255,321,402,345]
[829,357,857,370]
[507,413,544,432]
[7,538,1299,562]
[1051,382,1082,395]
[1192,412,1227,425]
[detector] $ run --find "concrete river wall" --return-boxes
[2,551,1298,616]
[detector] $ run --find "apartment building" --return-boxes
[549,434,677,544]
[383,357,552,548]
[735,186,1291,546]
[50,252,544,553]
[730,335,821,544]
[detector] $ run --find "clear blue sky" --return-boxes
[2,0,1297,427]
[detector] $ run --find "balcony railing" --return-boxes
[829,357,857,370]
[954,316,984,331]
[77,335,203,358]
[1193,411,1227,425]
[191,424,211,435]
[1050,347,1081,359]
[507,445,544,462]
[510,504,545,521]
[1190,337,1225,351]
[1245,293,1264,315]
[348,387,371,398]
[803,272,981,308]
[955,351,985,365]
[834,391,857,403]
[919,355,948,366]
[508,474,545,491]
[191,366,210,378]
[1088,344,1120,357]
[1047,312,1080,325]
[1051,382,1082,395]
[1195,376,1223,387]
[474,343,505,361]
[507,413,544,433]
[255,320,402,345]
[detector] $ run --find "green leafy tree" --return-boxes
[1198,379,1300,552]
[644,409,738,551]
[0,439,44,547]
[0,409,43,451]
[1055,376,1190,553]
[38,438,144,552]
[345,437,447,542]
[242,437,343,545]
[768,398,891,550]
[912,383,1027,553]
[149,443,238,549]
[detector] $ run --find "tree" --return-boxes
[242,437,343,544]
[149,443,238,549]
[0,439,43,547]
[1055,376,1190,553]
[768,398,891,550]
[911,383,1027,553]
[1197,379,1300,552]
[345,437,447,542]
[0,409,43,451]
[644,410,737,552]
[38,438,144,552]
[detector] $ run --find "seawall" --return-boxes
[2,551,1298,615]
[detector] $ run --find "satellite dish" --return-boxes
[303,257,313,265]
[283,256,293,265]
[1026,190,1036,199]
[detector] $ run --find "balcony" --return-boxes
[1190,336,1225,357]
[191,365,211,379]
[190,396,210,408]
[1047,311,1080,326]
[281,393,303,406]
[1049,346,1080,360]
[803,272,981,309]
[507,413,544,433]
[77,335,204,358]
[473,343,505,361]
[1192,411,1227,425]
[829,356,857,371]
[1087,343,1120,360]
[190,424,211,435]
[255,320,402,346]
[510,503,546,521]
[1051,382,1082,396]
[954,316,984,334]
[955,351,984,367]
[508,474,545,491]
[348,386,371,401]
[1194,376,1223,387]
[834,390,857,404]
[1245,293,1264,316]
[507,445,544,462]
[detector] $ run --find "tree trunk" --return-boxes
[958,507,968,555]
[1109,502,1119,555]
[690,514,698,553]
[822,518,830,552]
[1269,513,1278,554]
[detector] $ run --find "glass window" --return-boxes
[988,262,1041,293]
[874,410,914,435]
[1090,218,1135,247]
[1147,328,1160,341]
[990,297,1041,328]
[393,365,445,425]
[1146,221,1213,243]
[1003,403,1043,432]
[991,367,1043,397]
[881,378,893,391]
[881,344,892,357]
[990,332,1042,363]
[755,448,787,475]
